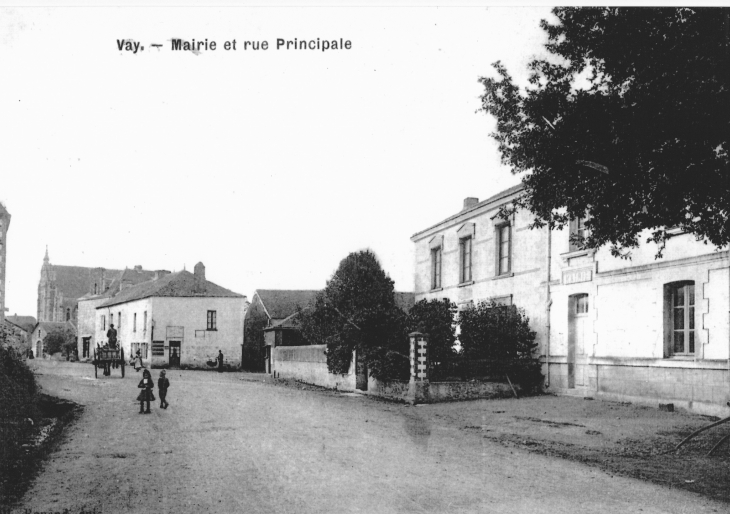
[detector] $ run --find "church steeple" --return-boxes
[43,245,49,264]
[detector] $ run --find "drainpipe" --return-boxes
[545,225,552,388]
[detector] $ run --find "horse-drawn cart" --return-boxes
[92,347,125,378]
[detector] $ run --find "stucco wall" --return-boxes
[96,296,245,368]
[77,297,109,356]
[272,344,356,391]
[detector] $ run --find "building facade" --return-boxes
[95,263,247,369]
[412,185,730,416]
[76,267,161,359]
[0,203,10,325]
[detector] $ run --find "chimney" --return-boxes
[463,197,479,210]
[193,262,205,292]
[154,270,171,280]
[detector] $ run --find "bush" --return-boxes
[405,299,457,366]
[42,327,76,356]
[458,300,542,391]
[0,345,41,497]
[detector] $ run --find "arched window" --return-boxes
[66,308,70,321]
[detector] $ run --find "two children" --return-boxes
[136,369,171,413]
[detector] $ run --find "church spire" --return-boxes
[44,245,49,264]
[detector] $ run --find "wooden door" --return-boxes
[169,341,181,368]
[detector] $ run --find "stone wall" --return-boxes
[273,344,356,391]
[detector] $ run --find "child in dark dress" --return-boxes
[137,369,155,414]
[158,370,170,409]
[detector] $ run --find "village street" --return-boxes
[13,361,727,514]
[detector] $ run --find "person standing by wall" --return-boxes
[217,350,224,372]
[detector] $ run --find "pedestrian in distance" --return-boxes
[134,349,144,372]
[158,370,170,409]
[217,350,224,373]
[136,369,155,414]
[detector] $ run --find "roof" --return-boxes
[34,321,75,334]
[97,270,243,308]
[4,319,29,334]
[6,315,37,332]
[265,311,303,331]
[254,290,319,320]
[410,183,525,241]
[50,265,123,301]
[395,292,416,313]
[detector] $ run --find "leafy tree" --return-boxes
[42,327,76,356]
[298,250,407,380]
[405,299,457,366]
[458,301,541,390]
[479,8,729,258]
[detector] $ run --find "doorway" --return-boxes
[169,341,181,368]
[568,293,589,388]
[82,337,91,358]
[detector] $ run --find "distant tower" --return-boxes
[0,203,10,324]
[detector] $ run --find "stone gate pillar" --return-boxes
[408,331,429,404]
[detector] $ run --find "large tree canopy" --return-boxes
[480,7,728,257]
[298,250,407,379]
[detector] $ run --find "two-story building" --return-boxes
[95,262,247,369]
[412,184,729,416]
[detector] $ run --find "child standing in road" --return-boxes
[136,369,155,414]
[158,370,170,409]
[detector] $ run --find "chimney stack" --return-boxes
[463,197,479,210]
[154,270,171,280]
[194,262,205,292]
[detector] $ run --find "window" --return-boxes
[66,308,70,321]
[207,310,217,330]
[669,282,695,355]
[431,246,442,290]
[575,293,589,314]
[497,224,511,275]
[133,313,137,332]
[118,312,121,330]
[110,313,113,327]
[459,237,472,283]
[102,315,106,331]
[143,311,147,333]
[569,217,587,252]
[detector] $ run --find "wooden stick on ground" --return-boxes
[706,433,730,457]
[674,415,730,452]
[505,374,518,398]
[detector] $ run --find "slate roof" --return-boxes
[255,289,414,321]
[51,265,123,300]
[410,183,525,240]
[6,315,37,332]
[395,292,416,314]
[97,270,243,309]
[253,290,319,320]
[34,321,75,334]
[4,319,30,334]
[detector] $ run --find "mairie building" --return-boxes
[411,184,729,417]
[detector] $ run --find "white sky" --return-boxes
[0,5,557,315]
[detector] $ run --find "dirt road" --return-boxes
[11,361,727,513]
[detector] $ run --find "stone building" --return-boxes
[95,262,247,369]
[412,184,730,416]
[76,267,161,359]
[37,248,124,323]
[0,203,10,325]
[31,321,75,358]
